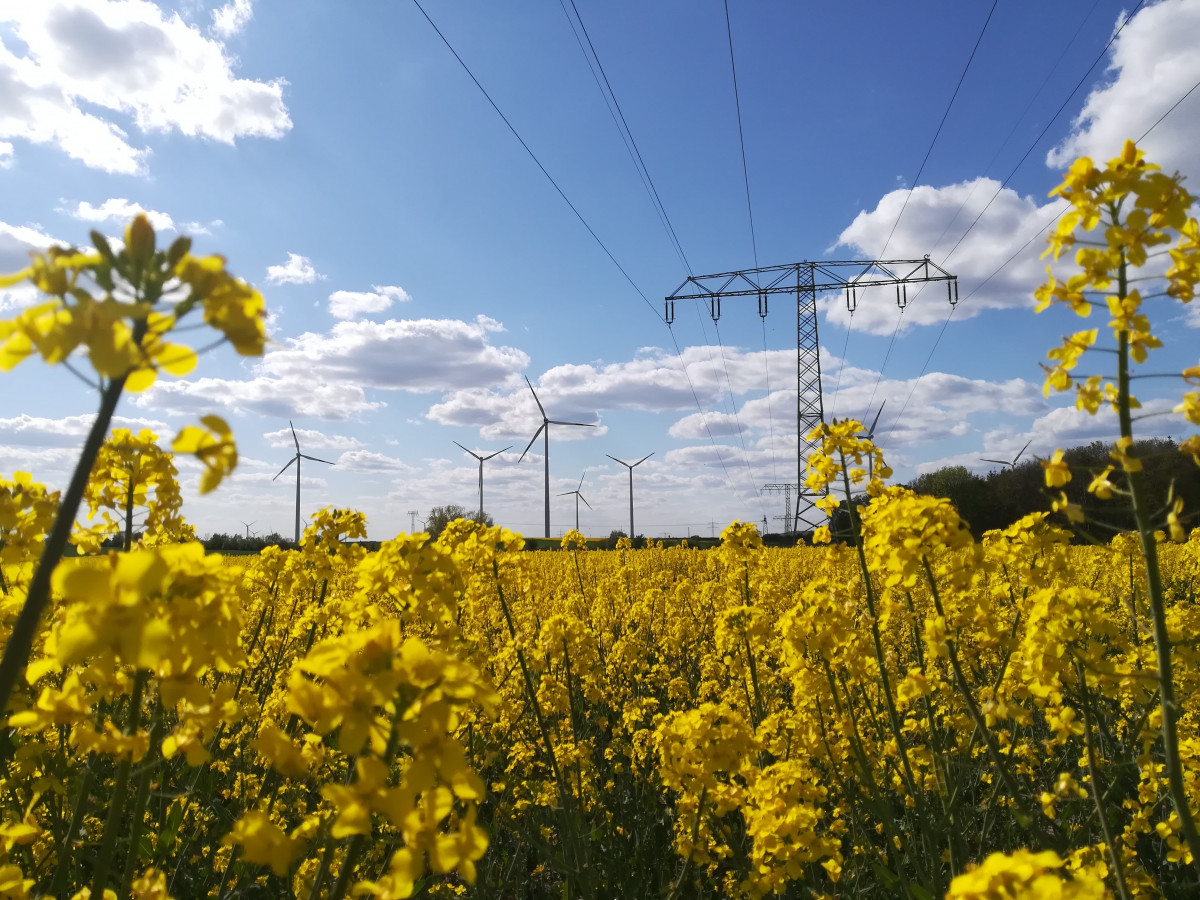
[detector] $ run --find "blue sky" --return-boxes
[2,0,1200,539]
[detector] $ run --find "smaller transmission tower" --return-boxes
[760,483,798,531]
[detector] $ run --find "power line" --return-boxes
[411,0,663,324]
[931,0,1146,272]
[558,0,692,275]
[722,0,778,495]
[881,69,1199,447]
[829,0,997,421]
[412,0,755,516]
[552,0,759,512]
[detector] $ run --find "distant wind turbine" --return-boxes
[606,452,653,539]
[272,421,335,544]
[518,376,596,537]
[241,520,256,539]
[454,441,511,520]
[981,439,1033,472]
[557,471,592,532]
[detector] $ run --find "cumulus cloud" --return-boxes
[211,0,252,38]
[134,375,382,421]
[64,197,174,231]
[1048,0,1200,179]
[134,314,530,419]
[266,252,322,285]
[0,0,292,173]
[916,398,1184,476]
[427,345,800,436]
[0,413,169,448]
[263,426,364,451]
[0,221,65,311]
[328,285,410,320]
[335,450,414,474]
[832,179,1064,333]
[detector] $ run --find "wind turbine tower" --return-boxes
[557,471,592,532]
[272,421,335,544]
[518,376,596,537]
[606,453,653,540]
[453,441,511,520]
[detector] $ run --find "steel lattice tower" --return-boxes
[666,258,958,531]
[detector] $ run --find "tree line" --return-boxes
[901,438,1200,541]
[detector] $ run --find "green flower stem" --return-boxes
[921,558,1056,852]
[0,371,129,722]
[1115,253,1200,878]
[1076,661,1132,900]
[91,669,147,896]
[120,697,164,895]
[49,763,94,895]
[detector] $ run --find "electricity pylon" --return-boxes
[272,421,335,544]
[667,258,958,531]
[606,452,653,540]
[760,483,796,531]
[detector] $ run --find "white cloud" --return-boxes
[832,179,1064,333]
[0,0,291,173]
[134,314,529,419]
[266,252,322,285]
[263,427,363,451]
[0,220,66,272]
[426,345,800,435]
[1048,0,1200,180]
[134,375,382,421]
[328,285,411,320]
[211,0,252,38]
[0,413,169,448]
[916,398,1185,476]
[65,197,174,231]
[335,450,414,474]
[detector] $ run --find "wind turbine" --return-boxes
[241,520,256,539]
[860,401,886,479]
[606,452,653,540]
[272,421,335,544]
[453,441,511,520]
[518,376,596,537]
[981,439,1033,472]
[557,471,592,532]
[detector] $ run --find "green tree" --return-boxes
[425,505,493,540]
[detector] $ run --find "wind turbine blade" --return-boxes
[289,420,300,452]
[634,452,654,466]
[300,454,336,465]
[867,401,886,438]
[525,376,547,420]
[273,457,297,480]
[481,446,512,461]
[980,458,1009,466]
[605,454,625,467]
[453,440,483,461]
[1013,439,1033,465]
[518,424,545,462]
[579,493,592,509]
[557,490,574,497]
[577,471,585,491]
[547,420,597,428]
